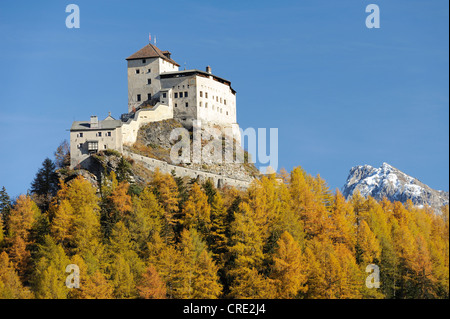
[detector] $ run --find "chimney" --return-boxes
[206,65,212,74]
[90,116,99,129]
[162,50,172,59]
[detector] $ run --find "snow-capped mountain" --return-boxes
[341,163,449,212]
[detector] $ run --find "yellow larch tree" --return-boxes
[409,234,437,298]
[128,187,164,255]
[181,183,211,234]
[68,254,114,299]
[192,249,223,299]
[289,167,330,239]
[50,199,74,250]
[7,195,40,280]
[356,220,381,265]
[150,169,180,227]
[271,231,307,298]
[329,190,356,251]
[0,251,32,299]
[207,192,228,265]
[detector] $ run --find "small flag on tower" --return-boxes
[149,33,151,43]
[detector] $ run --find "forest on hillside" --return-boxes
[0,154,448,299]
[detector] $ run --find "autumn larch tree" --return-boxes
[32,235,71,299]
[136,263,167,299]
[7,195,41,281]
[271,231,307,298]
[0,251,32,299]
[150,169,180,228]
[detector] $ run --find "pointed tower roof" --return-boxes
[126,43,180,66]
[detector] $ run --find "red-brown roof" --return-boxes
[126,44,180,66]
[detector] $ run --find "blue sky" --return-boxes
[0,0,448,198]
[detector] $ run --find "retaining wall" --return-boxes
[124,150,252,189]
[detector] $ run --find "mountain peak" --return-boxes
[342,163,448,213]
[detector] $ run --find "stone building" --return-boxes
[70,114,123,168]
[70,43,240,170]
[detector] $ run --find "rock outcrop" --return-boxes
[129,119,259,182]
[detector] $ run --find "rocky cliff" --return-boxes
[341,162,449,212]
[128,119,259,182]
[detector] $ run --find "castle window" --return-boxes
[98,132,102,137]
[148,93,151,100]
[137,94,141,102]
[224,100,227,105]
[174,93,178,98]
[87,141,98,152]
[199,102,202,107]
[220,98,222,103]
[163,93,167,98]
[226,111,229,115]
[200,91,203,97]
[78,133,83,138]
[78,143,83,149]
[104,145,107,149]
[179,92,183,98]
[135,69,140,74]
[216,96,219,102]
[175,103,178,108]
[184,92,188,97]
[205,103,208,108]
[147,69,151,73]
[185,102,189,107]
[147,79,151,85]
[107,132,111,137]
[205,92,208,98]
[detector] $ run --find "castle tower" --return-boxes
[126,43,180,112]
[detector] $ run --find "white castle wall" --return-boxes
[195,74,237,126]
[159,73,237,128]
[124,150,252,189]
[121,103,174,145]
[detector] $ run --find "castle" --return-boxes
[70,43,242,175]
